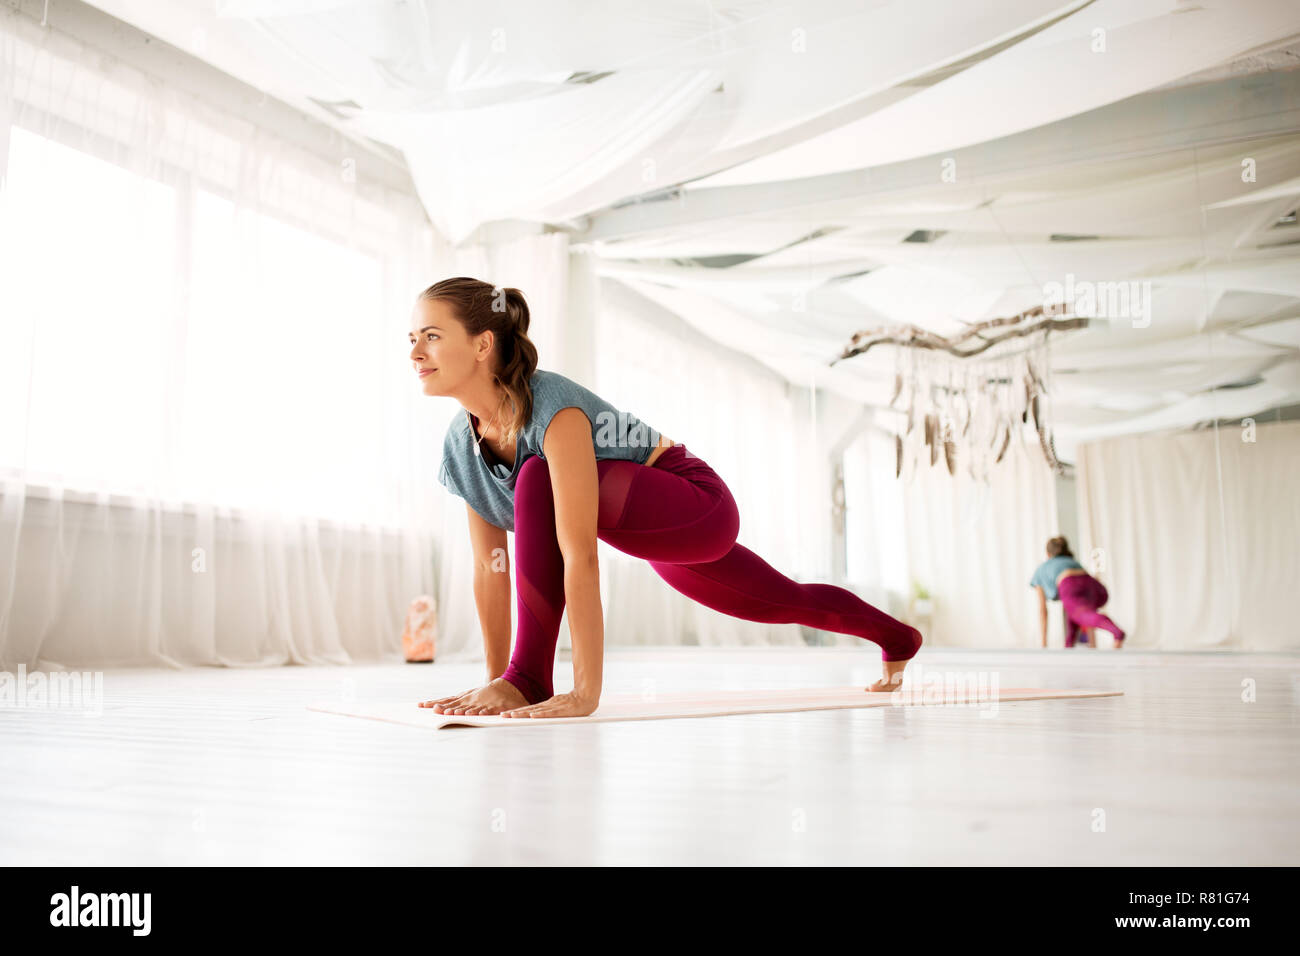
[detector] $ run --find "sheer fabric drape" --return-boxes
[0,10,444,669]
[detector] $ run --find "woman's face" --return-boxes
[408,297,489,397]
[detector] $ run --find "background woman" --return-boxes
[1030,536,1125,649]
[410,277,924,718]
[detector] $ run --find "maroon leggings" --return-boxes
[1057,573,1125,647]
[499,444,922,704]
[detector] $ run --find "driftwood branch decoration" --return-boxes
[829,308,1089,365]
[833,307,1086,480]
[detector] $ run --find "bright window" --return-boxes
[1,124,399,523]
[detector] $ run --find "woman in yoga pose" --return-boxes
[412,277,923,718]
[1030,536,1125,649]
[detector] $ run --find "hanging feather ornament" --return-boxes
[1026,353,1045,395]
[903,420,919,485]
[940,370,958,463]
[869,332,1068,483]
[904,351,919,434]
[905,377,918,435]
[958,366,974,437]
[994,422,1012,463]
[1032,379,1064,473]
[1037,419,1057,471]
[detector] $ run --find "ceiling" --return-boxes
[77,0,1300,462]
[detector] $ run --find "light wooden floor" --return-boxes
[1,647,1296,865]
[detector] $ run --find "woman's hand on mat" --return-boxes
[500,690,599,719]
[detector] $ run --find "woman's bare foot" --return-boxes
[866,627,922,692]
[419,677,528,715]
[866,658,911,692]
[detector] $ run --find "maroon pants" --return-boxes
[1057,574,1125,647]
[499,444,922,705]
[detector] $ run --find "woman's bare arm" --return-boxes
[1036,586,1048,648]
[541,407,603,703]
[466,502,512,680]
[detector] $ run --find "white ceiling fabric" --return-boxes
[1150,259,1300,299]
[83,0,1105,236]
[349,64,724,242]
[77,0,1300,455]
[690,0,1300,187]
[695,0,1091,152]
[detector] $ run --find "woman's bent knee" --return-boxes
[517,454,550,485]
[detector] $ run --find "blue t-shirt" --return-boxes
[1030,555,1085,601]
[437,368,663,531]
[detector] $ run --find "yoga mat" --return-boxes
[306,686,1122,729]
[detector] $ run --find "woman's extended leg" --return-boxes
[500,445,921,705]
[645,548,922,662]
[1058,575,1125,647]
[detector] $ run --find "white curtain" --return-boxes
[1075,419,1300,651]
[0,9,443,670]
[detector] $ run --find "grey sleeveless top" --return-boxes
[438,368,663,531]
